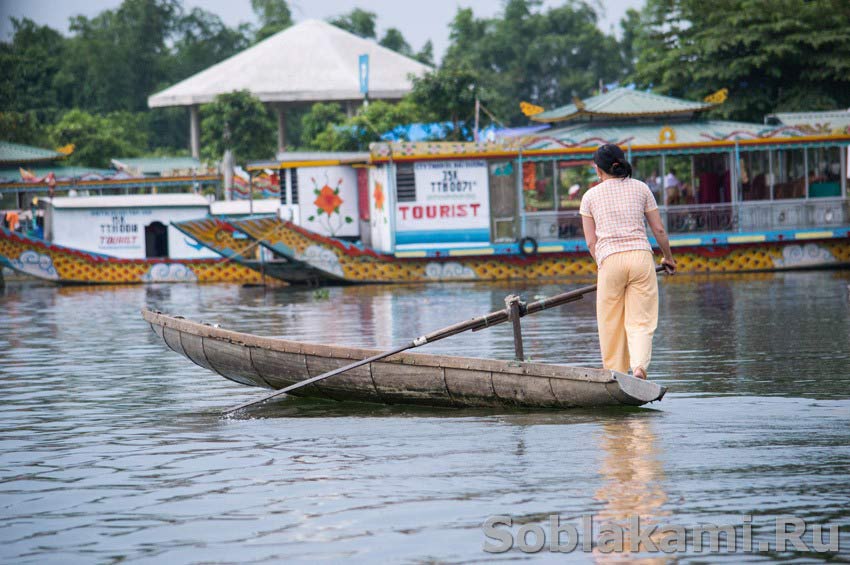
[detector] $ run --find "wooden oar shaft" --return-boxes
[222,342,415,416]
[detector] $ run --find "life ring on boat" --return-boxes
[519,236,538,256]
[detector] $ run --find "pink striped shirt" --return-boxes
[579,177,657,266]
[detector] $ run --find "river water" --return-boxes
[1,271,849,563]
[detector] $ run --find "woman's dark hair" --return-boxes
[593,144,633,179]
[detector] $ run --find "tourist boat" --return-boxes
[214,90,850,284]
[0,194,265,284]
[142,308,667,409]
[0,226,261,284]
[224,214,850,284]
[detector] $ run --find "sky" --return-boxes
[0,0,643,62]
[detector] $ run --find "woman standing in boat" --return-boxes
[580,144,676,380]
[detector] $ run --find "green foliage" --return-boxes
[251,0,293,42]
[409,66,479,140]
[169,7,251,80]
[300,103,347,147]
[5,0,846,165]
[443,0,626,125]
[0,1,255,155]
[379,28,413,57]
[200,90,275,164]
[631,0,850,121]
[0,18,68,121]
[302,100,425,151]
[415,40,435,67]
[0,111,52,146]
[62,0,180,113]
[329,8,377,38]
[49,110,149,167]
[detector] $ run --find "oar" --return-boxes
[223,264,671,416]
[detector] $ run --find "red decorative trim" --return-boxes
[282,221,390,259]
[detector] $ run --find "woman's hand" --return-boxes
[661,256,677,275]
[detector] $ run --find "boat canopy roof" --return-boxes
[48,194,210,209]
[210,199,280,215]
[0,141,66,166]
[766,110,850,134]
[531,88,717,123]
[247,151,369,171]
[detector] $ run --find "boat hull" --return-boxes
[0,227,262,284]
[231,217,850,284]
[142,309,666,409]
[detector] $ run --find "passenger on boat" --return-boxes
[580,144,676,380]
[4,211,20,231]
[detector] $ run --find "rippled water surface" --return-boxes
[1,271,849,563]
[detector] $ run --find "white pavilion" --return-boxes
[148,19,431,157]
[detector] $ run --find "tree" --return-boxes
[302,100,424,151]
[631,0,850,121]
[300,103,347,149]
[251,0,293,42]
[409,66,479,140]
[618,8,641,78]
[61,0,180,113]
[0,18,69,121]
[442,0,626,125]
[169,7,251,81]
[379,28,413,57]
[330,9,377,38]
[200,91,275,163]
[49,110,149,167]
[415,40,435,66]
[0,111,51,146]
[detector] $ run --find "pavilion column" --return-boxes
[189,105,201,159]
[275,105,287,154]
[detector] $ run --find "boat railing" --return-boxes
[521,197,847,241]
[665,198,847,234]
[523,210,584,240]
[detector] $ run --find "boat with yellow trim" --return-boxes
[220,90,850,284]
[0,226,261,284]
[226,215,850,283]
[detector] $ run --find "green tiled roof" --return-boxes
[0,166,113,183]
[0,141,64,165]
[111,156,200,175]
[526,119,835,155]
[532,88,715,123]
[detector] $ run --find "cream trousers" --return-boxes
[596,250,658,374]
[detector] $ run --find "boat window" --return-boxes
[145,221,169,258]
[395,163,416,202]
[290,169,299,204]
[692,153,732,204]
[773,149,806,199]
[556,160,593,210]
[808,147,842,198]
[278,168,285,203]
[663,155,695,206]
[741,151,771,201]
[522,161,555,212]
[632,156,663,204]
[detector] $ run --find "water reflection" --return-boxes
[593,415,670,563]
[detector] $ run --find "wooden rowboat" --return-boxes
[142,309,666,409]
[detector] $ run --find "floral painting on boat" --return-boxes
[300,168,357,237]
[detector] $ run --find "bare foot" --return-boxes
[633,367,647,380]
